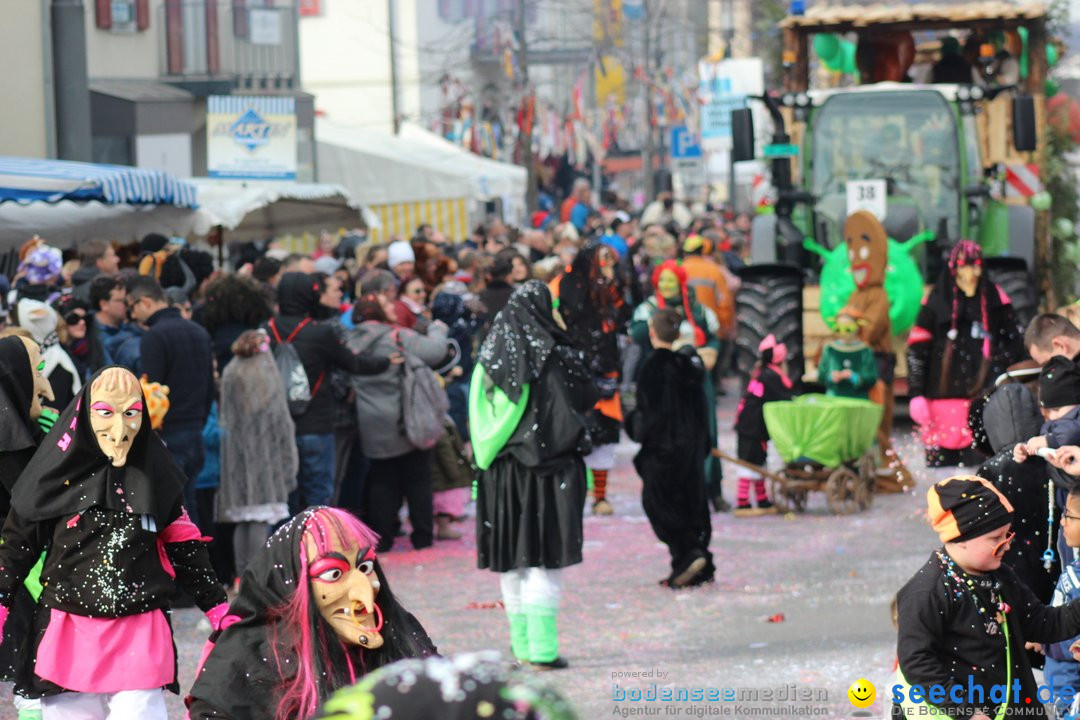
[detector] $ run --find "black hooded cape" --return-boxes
[9,365,186,525]
[0,336,41,509]
[187,508,437,720]
[475,282,596,572]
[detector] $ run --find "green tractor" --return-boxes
[729,3,1049,392]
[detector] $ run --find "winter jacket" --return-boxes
[264,273,389,437]
[347,319,452,459]
[1043,405,1080,449]
[681,255,734,336]
[430,420,475,493]
[976,383,1057,604]
[1045,560,1080,715]
[896,551,1080,719]
[141,306,214,433]
[98,320,143,372]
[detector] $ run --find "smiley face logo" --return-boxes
[848,678,876,709]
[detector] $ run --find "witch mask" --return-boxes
[306,533,385,649]
[844,210,888,290]
[18,336,54,420]
[89,367,144,467]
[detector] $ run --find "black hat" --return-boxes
[1039,355,1080,409]
[927,475,1014,544]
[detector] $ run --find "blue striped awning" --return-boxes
[0,156,198,208]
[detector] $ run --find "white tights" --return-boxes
[41,689,167,720]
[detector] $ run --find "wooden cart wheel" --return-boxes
[825,467,860,515]
[769,475,791,513]
[788,487,809,513]
[857,453,876,511]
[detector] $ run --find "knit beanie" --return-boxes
[387,241,415,270]
[927,475,1013,544]
[1039,355,1080,409]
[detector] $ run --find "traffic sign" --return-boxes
[670,126,702,159]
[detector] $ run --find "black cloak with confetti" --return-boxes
[187,508,437,720]
[554,241,630,445]
[0,337,43,688]
[0,367,225,697]
[976,383,1058,605]
[317,652,578,720]
[474,282,596,573]
[0,337,42,517]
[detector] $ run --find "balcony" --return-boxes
[157,1,299,91]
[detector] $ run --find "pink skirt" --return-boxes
[35,609,175,693]
[920,398,974,450]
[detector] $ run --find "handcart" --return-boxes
[716,395,882,515]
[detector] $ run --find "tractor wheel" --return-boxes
[986,257,1038,329]
[735,264,804,386]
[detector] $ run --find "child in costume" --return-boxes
[1013,356,1080,464]
[550,241,629,516]
[626,309,714,588]
[471,281,596,670]
[630,259,726,512]
[1043,485,1080,718]
[817,306,878,399]
[0,366,228,720]
[732,334,793,517]
[907,240,1024,466]
[187,506,436,720]
[894,476,1080,720]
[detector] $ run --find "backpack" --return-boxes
[268,317,324,417]
[393,328,448,450]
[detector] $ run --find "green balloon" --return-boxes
[814,34,841,62]
[841,41,858,74]
[1054,217,1075,238]
[1031,191,1053,211]
[1046,78,1060,98]
[1048,44,1059,67]
[818,238,925,335]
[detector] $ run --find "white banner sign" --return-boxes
[697,58,764,149]
[208,95,297,180]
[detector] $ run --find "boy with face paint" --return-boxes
[630,260,728,511]
[895,476,1080,720]
[0,366,228,720]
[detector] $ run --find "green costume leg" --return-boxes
[16,710,42,720]
[499,571,530,661]
[522,568,563,663]
[525,604,560,663]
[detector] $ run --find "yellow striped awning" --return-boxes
[366,198,470,244]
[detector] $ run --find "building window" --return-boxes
[96,0,150,31]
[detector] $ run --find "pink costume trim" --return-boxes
[747,379,765,398]
[919,398,974,449]
[205,603,230,631]
[907,326,933,345]
[0,605,8,638]
[159,508,211,544]
[997,285,1011,305]
[36,608,174,693]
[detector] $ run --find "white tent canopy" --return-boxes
[316,120,471,207]
[0,180,369,250]
[398,122,526,213]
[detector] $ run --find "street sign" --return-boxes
[670,126,702,159]
[763,143,799,158]
[697,58,764,148]
[846,179,887,220]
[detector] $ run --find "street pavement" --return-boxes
[0,388,958,719]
